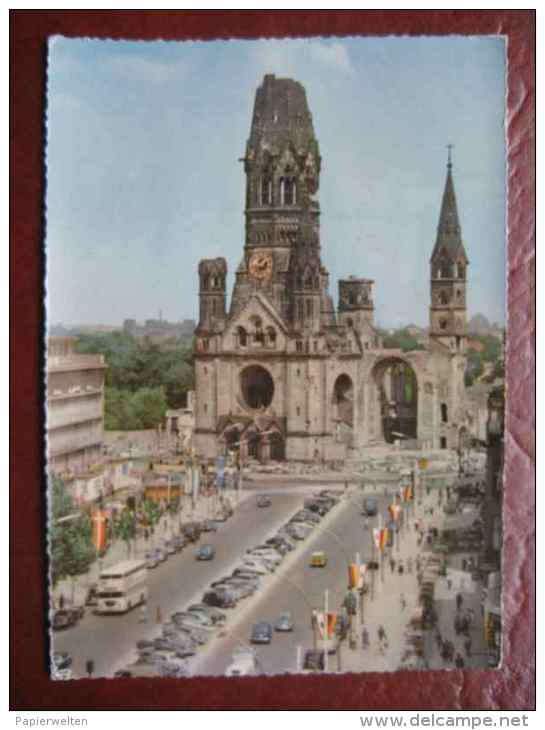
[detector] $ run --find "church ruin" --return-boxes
[193,74,469,462]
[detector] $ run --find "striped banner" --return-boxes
[348,564,359,589]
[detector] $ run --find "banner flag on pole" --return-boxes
[373,528,381,550]
[404,484,413,501]
[326,612,337,639]
[379,527,389,550]
[348,564,359,589]
[91,510,107,551]
[359,564,368,589]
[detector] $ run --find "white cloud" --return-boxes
[309,41,354,75]
[105,54,187,84]
[250,39,354,78]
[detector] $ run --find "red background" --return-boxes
[10,10,535,711]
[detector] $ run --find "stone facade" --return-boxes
[193,75,469,462]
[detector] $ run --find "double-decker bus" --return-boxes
[96,560,148,614]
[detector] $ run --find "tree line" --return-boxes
[74,332,194,430]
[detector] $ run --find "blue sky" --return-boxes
[46,36,506,328]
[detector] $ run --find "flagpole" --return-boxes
[356,552,363,626]
[379,513,384,584]
[324,589,329,674]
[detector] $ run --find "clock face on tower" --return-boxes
[249,252,273,281]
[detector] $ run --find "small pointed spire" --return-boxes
[430,148,468,263]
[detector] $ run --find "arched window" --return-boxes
[441,403,448,423]
[457,263,466,279]
[266,327,276,347]
[306,300,313,318]
[237,326,247,347]
[283,177,296,205]
[297,300,304,320]
[438,290,449,305]
[439,318,448,330]
[346,317,354,328]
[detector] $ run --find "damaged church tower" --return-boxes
[193,75,469,461]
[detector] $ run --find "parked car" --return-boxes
[163,539,177,556]
[275,611,294,632]
[187,604,226,624]
[182,523,202,542]
[200,519,218,533]
[257,495,272,508]
[145,550,160,568]
[309,550,328,568]
[171,610,214,628]
[195,544,216,561]
[243,559,274,574]
[250,621,273,644]
[155,547,168,562]
[202,590,237,609]
[247,549,282,565]
[52,610,78,631]
[171,535,186,552]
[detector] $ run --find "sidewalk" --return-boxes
[337,484,486,673]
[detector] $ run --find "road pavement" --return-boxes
[53,485,317,678]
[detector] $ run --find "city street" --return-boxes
[53,484,312,678]
[53,465,490,679]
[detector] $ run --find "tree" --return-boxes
[113,509,137,557]
[49,475,96,588]
[131,387,167,429]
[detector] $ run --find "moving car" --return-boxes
[182,523,202,542]
[225,648,258,677]
[302,649,325,672]
[250,621,273,645]
[310,551,328,568]
[275,611,294,632]
[257,495,272,508]
[362,497,378,516]
[195,544,216,561]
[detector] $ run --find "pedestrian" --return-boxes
[390,557,396,574]
[447,577,453,591]
[361,627,369,650]
[455,653,465,669]
[456,592,463,611]
[398,560,404,575]
[85,659,95,678]
[378,625,386,643]
[435,629,442,648]
[416,557,421,573]
[59,593,65,610]
[464,638,472,658]
[400,593,406,610]
[139,603,148,623]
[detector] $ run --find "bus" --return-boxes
[96,560,148,614]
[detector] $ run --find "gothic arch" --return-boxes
[371,357,418,443]
[332,373,354,429]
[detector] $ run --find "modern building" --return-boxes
[193,74,470,462]
[46,336,106,474]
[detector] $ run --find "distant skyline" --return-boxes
[46,36,506,328]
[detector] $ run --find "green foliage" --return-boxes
[466,334,503,385]
[113,509,137,555]
[104,386,167,430]
[49,475,96,587]
[141,498,162,528]
[75,332,194,429]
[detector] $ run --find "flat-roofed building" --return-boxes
[47,336,107,474]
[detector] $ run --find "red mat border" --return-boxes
[9,10,535,711]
